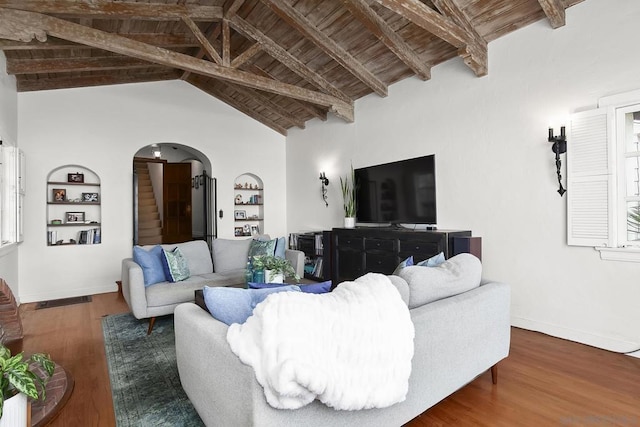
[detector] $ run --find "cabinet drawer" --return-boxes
[398,239,441,257]
[365,253,398,274]
[364,238,395,252]
[335,235,363,249]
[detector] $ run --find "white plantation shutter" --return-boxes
[567,108,614,246]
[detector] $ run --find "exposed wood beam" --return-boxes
[181,16,222,64]
[189,76,288,135]
[342,0,430,81]
[259,0,387,97]
[17,70,181,92]
[227,83,305,129]
[181,22,221,80]
[229,16,351,104]
[0,0,222,21]
[432,0,487,76]
[230,43,262,68]
[0,7,353,122]
[537,0,566,29]
[0,33,200,50]
[6,56,162,74]
[222,19,231,67]
[376,0,486,76]
[224,0,246,19]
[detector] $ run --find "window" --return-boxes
[0,142,23,249]
[568,89,640,261]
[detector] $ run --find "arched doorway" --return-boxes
[132,143,216,247]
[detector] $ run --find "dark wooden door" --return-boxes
[163,163,192,244]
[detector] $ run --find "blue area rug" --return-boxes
[102,313,204,427]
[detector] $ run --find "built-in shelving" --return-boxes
[234,174,264,237]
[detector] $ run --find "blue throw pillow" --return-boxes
[248,280,332,294]
[416,252,446,267]
[161,247,190,282]
[392,256,414,275]
[203,285,301,325]
[274,236,286,259]
[133,245,166,287]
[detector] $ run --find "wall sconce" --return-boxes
[151,144,162,159]
[548,126,567,196]
[319,172,329,207]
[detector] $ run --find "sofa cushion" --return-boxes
[387,275,410,306]
[203,285,301,325]
[170,240,214,276]
[398,253,482,309]
[212,238,252,273]
[248,280,332,294]
[392,256,413,275]
[133,245,167,287]
[161,247,190,282]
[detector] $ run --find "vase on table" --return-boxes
[0,392,28,427]
[344,217,356,228]
[264,270,284,283]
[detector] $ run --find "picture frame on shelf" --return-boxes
[66,212,85,223]
[250,224,260,235]
[234,227,244,237]
[81,192,99,202]
[243,224,251,234]
[67,173,84,183]
[235,194,243,204]
[234,210,246,220]
[52,188,66,202]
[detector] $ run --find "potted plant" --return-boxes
[0,345,55,425]
[251,255,300,283]
[340,165,357,228]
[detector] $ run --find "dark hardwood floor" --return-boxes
[19,292,640,426]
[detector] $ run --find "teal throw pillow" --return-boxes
[161,247,190,282]
[133,245,167,287]
[248,280,332,294]
[203,285,301,325]
[392,256,414,275]
[248,238,277,259]
[416,252,446,267]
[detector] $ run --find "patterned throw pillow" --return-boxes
[161,247,190,282]
[248,238,277,259]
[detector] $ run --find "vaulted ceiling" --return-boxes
[0,0,582,135]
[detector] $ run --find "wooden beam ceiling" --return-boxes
[537,0,566,28]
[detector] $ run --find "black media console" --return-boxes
[331,227,471,284]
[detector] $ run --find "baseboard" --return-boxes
[511,316,640,358]
[19,284,118,304]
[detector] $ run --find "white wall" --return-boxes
[0,52,19,298]
[287,0,640,353]
[18,80,286,302]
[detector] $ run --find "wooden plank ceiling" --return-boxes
[0,0,582,135]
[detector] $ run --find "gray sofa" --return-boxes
[174,254,511,426]
[121,238,304,334]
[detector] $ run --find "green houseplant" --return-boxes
[0,345,55,420]
[340,165,356,228]
[251,255,300,282]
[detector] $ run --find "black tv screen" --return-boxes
[354,155,436,225]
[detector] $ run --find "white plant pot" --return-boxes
[344,217,356,228]
[264,270,284,283]
[0,392,28,427]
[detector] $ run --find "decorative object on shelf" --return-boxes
[81,192,99,202]
[235,194,243,204]
[235,210,246,220]
[319,171,329,207]
[0,345,55,422]
[234,227,244,237]
[65,212,85,223]
[67,173,84,183]
[548,126,567,196]
[251,224,260,235]
[243,224,251,234]
[51,219,62,225]
[52,188,66,202]
[340,165,356,228]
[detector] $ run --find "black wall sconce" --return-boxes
[319,172,329,207]
[548,126,567,196]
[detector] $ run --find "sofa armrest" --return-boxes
[121,258,149,319]
[285,249,304,278]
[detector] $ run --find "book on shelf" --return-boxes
[77,228,101,245]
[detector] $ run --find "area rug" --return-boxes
[102,313,204,427]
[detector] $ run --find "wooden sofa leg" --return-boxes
[147,317,156,335]
[490,363,498,384]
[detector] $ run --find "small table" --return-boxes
[29,362,74,427]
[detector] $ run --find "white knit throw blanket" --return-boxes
[226,273,415,410]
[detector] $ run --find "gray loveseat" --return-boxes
[174,254,511,426]
[121,238,304,334]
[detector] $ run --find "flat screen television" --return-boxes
[354,154,436,225]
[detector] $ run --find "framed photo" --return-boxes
[250,224,260,235]
[234,210,246,220]
[234,227,244,237]
[66,212,85,223]
[52,188,66,202]
[67,173,84,183]
[81,192,99,202]
[243,224,251,234]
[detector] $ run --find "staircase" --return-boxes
[135,161,163,245]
